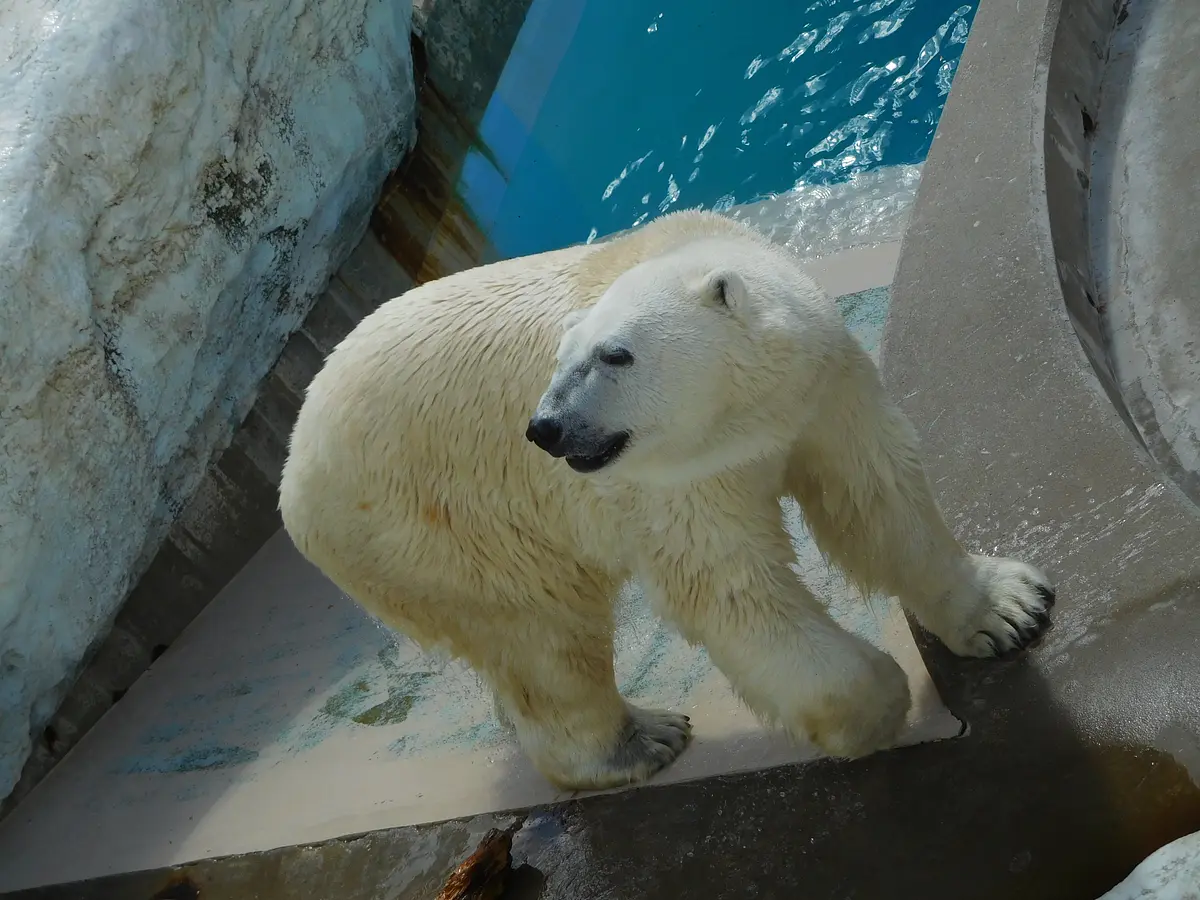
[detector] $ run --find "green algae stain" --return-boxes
[352,670,434,726]
[321,679,372,719]
[297,649,436,751]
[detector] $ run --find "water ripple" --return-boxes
[591,0,978,233]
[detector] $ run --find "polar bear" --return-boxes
[279,209,1054,790]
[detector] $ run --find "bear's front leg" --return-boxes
[786,339,1055,659]
[637,521,912,760]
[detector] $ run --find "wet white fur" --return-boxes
[279,210,1053,790]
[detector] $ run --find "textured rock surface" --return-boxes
[1098,830,1200,900]
[0,0,417,798]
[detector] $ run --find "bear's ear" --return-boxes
[560,308,589,334]
[702,269,747,312]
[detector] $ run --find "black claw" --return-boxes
[1035,584,1057,608]
[979,631,1000,656]
[999,613,1031,640]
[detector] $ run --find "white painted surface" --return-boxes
[0,0,417,798]
[1098,830,1200,900]
[806,242,901,298]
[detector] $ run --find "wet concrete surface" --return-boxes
[9,0,1200,896]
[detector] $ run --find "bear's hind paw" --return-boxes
[597,705,693,787]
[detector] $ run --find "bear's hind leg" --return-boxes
[340,531,691,789]
[786,350,1054,658]
[466,603,692,791]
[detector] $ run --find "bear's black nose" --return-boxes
[526,415,565,455]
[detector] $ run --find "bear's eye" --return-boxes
[598,347,634,367]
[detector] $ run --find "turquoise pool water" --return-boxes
[460,0,977,259]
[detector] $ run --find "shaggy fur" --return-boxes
[279,210,1054,790]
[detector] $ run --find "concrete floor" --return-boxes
[7,0,1200,897]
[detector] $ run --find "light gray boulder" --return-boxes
[0,0,417,798]
[1099,831,1200,900]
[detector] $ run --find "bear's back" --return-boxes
[278,243,613,584]
[278,210,787,594]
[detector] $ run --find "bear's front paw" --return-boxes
[948,555,1055,658]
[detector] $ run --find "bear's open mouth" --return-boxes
[566,432,630,473]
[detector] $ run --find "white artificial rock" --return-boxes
[0,0,416,797]
[1099,831,1200,900]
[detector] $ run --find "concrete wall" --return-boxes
[1042,0,1138,437]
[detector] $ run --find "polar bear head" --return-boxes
[526,235,836,484]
